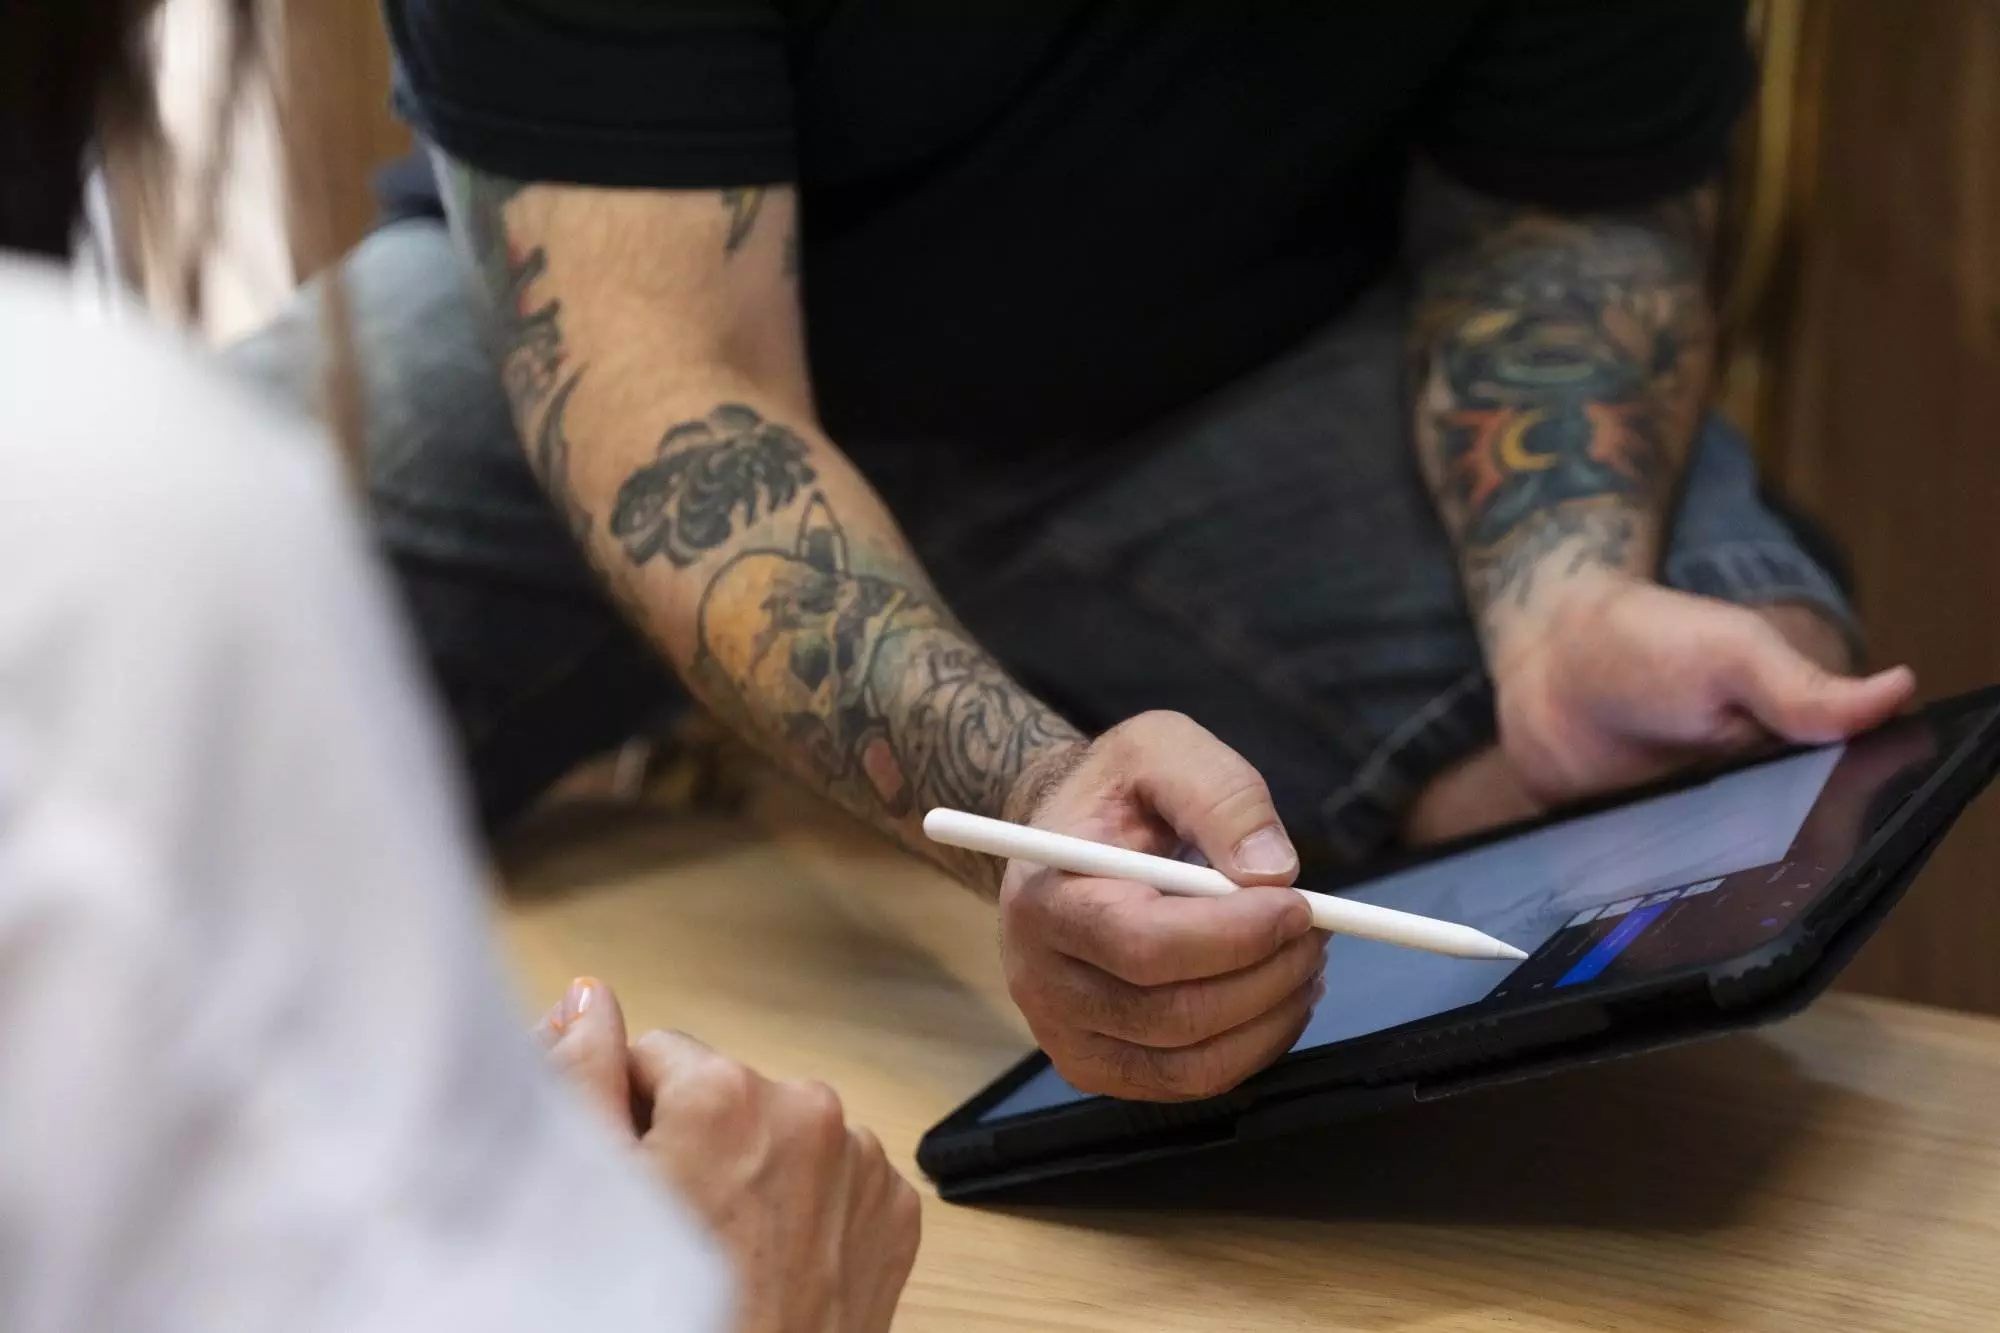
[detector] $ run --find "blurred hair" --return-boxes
[0,0,364,479]
[0,0,158,258]
[0,0,257,276]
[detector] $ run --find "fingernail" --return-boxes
[1233,826,1297,877]
[562,977,597,1028]
[1310,976,1328,1005]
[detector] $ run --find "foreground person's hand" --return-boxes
[999,711,1328,1103]
[540,980,920,1333]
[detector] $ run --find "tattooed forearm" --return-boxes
[719,187,767,254]
[681,491,1084,889]
[889,641,1083,820]
[1412,189,1714,621]
[443,159,594,539]
[438,158,1060,887]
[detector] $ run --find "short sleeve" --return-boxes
[1421,0,1754,210]
[384,0,795,188]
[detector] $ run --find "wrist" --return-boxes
[1480,563,1639,682]
[1000,736,1092,828]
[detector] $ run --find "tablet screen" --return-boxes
[981,709,1972,1123]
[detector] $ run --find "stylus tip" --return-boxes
[1490,941,1530,962]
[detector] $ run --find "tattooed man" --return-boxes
[234,2,1911,1102]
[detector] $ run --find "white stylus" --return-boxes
[923,808,1527,962]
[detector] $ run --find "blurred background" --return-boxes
[129,0,2000,1016]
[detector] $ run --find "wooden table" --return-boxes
[499,779,2000,1332]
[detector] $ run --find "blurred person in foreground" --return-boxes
[236,0,1914,1104]
[0,4,915,1330]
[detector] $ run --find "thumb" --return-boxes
[1721,623,1917,745]
[540,977,637,1138]
[1110,710,1301,887]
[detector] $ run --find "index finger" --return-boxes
[628,1028,725,1099]
[1026,870,1314,986]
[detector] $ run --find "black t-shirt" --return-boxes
[387,1,1751,454]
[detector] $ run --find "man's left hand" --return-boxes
[1486,569,1916,809]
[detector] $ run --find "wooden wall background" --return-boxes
[279,0,409,277]
[1766,0,2000,1014]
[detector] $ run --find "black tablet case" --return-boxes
[922,736,1994,1202]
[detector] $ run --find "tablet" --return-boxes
[919,686,2000,1200]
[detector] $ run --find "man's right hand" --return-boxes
[999,712,1329,1102]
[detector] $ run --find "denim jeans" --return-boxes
[228,220,1857,865]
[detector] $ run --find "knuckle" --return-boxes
[709,1058,762,1106]
[799,1076,846,1118]
[1027,960,1144,1046]
[848,1122,887,1165]
[1096,907,1176,985]
[1085,978,1151,1043]
[1104,709,1189,757]
[637,1026,711,1063]
[1155,981,1217,1047]
[1024,739,1114,825]
[1204,769,1276,828]
[1133,708,1196,735]
[631,1028,677,1063]
[673,1057,761,1129]
[1112,931,1175,988]
[1003,947,1059,1022]
[1795,662,1837,698]
[1053,1041,1141,1099]
[1115,1045,1196,1100]
[1151,1047,1238,1101]
[788,1078,850,1143]
[631,1029,706,1092]
[1000,868,1056,929]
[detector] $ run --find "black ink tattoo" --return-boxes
[534,371,592,545]
[498,244,566,414]
[1460,499,1637,610]
[447,160,595,539]
[893,642,1081,817]
[610,404,819,568]
[1415,192,1713,613]
[689,493,1083,870]
[719,187,767,254]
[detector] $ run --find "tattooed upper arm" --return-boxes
[432,156,806,542]
[1410,168,1718,619]
[435,161,593,540]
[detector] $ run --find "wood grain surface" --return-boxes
[498,778,2000,1332]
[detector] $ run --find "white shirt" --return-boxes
[0,258,731,1333]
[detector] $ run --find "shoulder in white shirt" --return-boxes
[0,257,731,1333]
